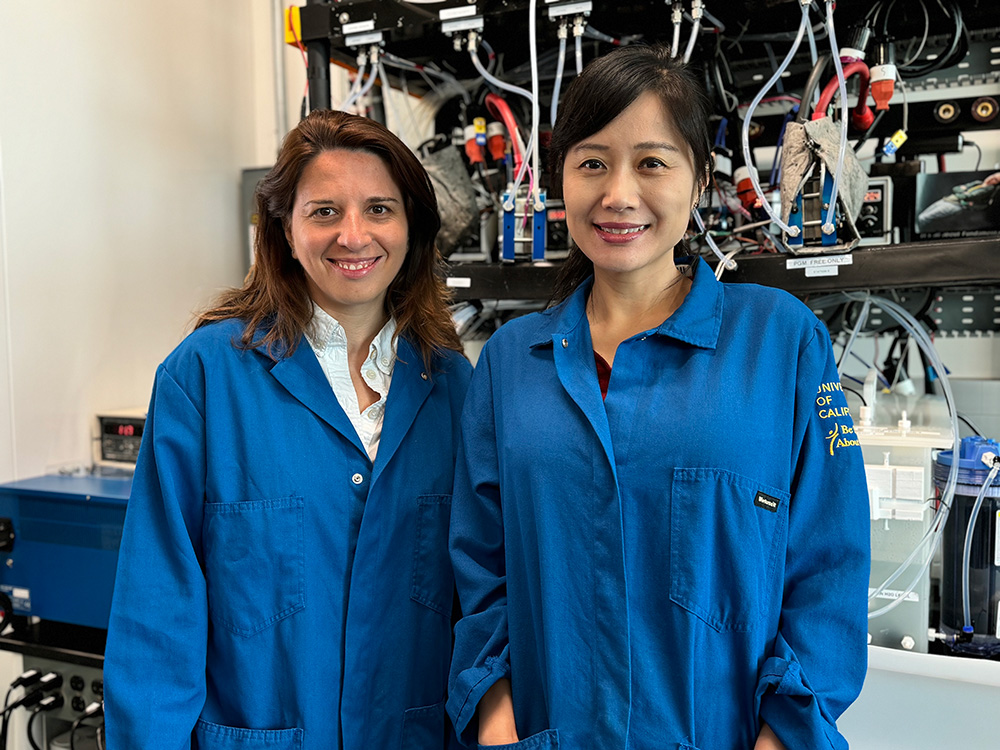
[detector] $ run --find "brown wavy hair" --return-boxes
[547,44,713,305]
[196,109,463,368]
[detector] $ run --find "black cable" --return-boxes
[957,413,985,437]
[854,110,886,153]
[898,0,967,79]
[967,141,982,171]
[26,710,43,750]
[70,702,103,750]
[843,385,868,406]
[70,717,83,750]
[797,54,830,122]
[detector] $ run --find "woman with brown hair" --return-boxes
[104,109,471,750]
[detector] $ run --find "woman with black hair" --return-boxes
[449,45,869,750]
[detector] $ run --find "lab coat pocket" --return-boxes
[478,728,560,749]
[670,468,788,632]
[203,496,305,637]
[400,700,446,749]
[194,718,303,749]
[411,494,454,616]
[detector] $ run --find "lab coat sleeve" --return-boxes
[104,363,208,750]
[756,322,870,750]
[448,344,511,747]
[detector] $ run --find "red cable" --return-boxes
[811,61,871,122]
[485,92,524,173]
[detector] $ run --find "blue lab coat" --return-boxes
[448,259,870,750]
[104,318,472,750]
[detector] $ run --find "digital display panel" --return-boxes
[101,419,144,439]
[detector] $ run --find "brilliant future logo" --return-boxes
[826,423,840,456]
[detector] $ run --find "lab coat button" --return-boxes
[364,369,376,380]
[561,338,568,348]
[420,372,428,380]
[351,473,364,485]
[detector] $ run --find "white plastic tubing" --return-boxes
[341,54,379,112]
[841,292,961,621]
[551,33,567,127]
[740,2,810,237]
[469,41,537,211]
[822,0,849,234]
[683,16,701,64]
[691,209,736,272]
[338,61,367,111]
[962,461,1000,631]
[527,0,542,209]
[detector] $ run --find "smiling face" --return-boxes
[284,148,408,324]
[562,91,703,286]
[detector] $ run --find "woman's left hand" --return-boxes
[753,723,787,750]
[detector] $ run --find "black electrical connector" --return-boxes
[2,672,63,749]
[26,694,64,750]
[70,701,103,750]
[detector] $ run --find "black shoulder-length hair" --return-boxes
[547,44,714,305]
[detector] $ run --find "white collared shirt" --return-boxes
[305,305,396,461]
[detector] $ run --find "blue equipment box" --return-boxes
[0,474,130,630]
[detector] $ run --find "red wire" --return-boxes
[485,93,524,173]
[812,61,870,121]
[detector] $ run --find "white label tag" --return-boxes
[805,265,840,277]
[785,254,854,270]
[440,6,478,21]
[441,16,484,34]
[344,31,384,47]
[342,20,375,34]
[446,277,472,288]
[868,587,919,603]
[548,2,594,18]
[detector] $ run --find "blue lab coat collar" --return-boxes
[264,333,433,480]
[528,256,723,352]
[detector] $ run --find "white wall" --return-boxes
[0,0,287,481]
[0,4,290,746]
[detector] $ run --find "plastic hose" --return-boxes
[837,296,871,375]
[343,61,378,112]
[528,0,542,208]
[470,44,537,206]
[740,3,810,237]
[551,35,567,126]
[382,53,470,104]
[812,61,870,122]
[575,33,583,75]
[377,59,405,137]
[962,462,1000,632]
[846,293,960,619]
[338,62,366,111]
[823,0,848,234]
[692,209,736,271]
[683,17,701,64]
[672,17,682,57]
[806,11,819,65]
[486,93,524,173]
